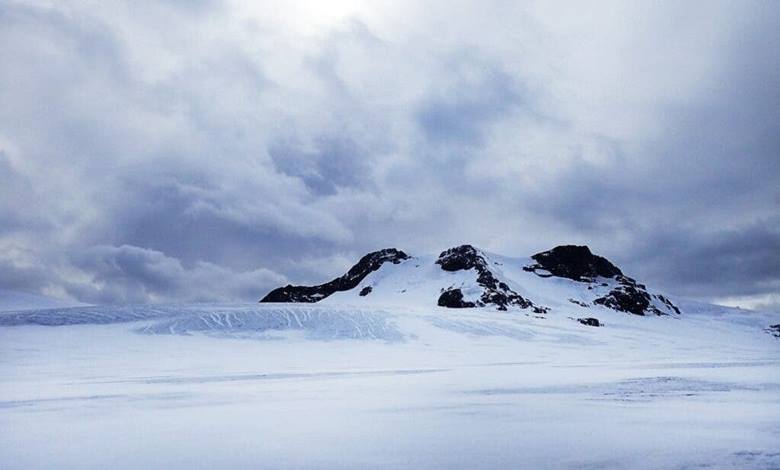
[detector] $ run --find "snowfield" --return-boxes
[1,301,779,469]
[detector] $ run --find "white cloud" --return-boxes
[0,0,778,304]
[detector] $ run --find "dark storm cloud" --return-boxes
[0,1,778,308]
[621,216,780,293]
[66,245,285,304]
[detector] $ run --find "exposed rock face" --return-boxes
[577,317,602,327]
[592,275,680,316]
[525,245,680,316]
[657,295,681,315]
[593,277,652,315]
[259,243,678,317]
[260,248,409,303]
[437,288,476,308]
[766,324,780,338]
[436,245,485,272]
[524,245,622,281]
[436,245,544,312]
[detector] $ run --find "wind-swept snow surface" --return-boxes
[1,301,779,469]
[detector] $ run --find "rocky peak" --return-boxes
[436,245,484,272]
[436,245,544,312]
[260,248,408,303]
[259,243,678,317]
[337,248,409,289]
[524,245,622,281]
[524,245,679,316]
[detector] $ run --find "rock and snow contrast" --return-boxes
[261,244,681,319]
[1,245,779,469]
[261,248,411,303]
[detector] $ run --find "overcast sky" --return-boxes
[1,0,778,310]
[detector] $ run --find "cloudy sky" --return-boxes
[1,0,778,310]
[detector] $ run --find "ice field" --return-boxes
[1,301,779,469]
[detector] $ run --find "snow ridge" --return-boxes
[0,304,403,341]
[261,243,680,318]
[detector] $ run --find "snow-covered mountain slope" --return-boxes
[261,244,681,319]
[261,248,410,303]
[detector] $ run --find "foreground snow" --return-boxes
[1,303,779,469]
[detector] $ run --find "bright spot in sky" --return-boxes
[233,0,366,34]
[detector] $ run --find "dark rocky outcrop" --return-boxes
[524,245,622,281]
[593,276,653,316]
[525,245,680,316]
[259,243,679,316]
[437,245,485,272]
[260,248,409,303]
[657,294,681,315]
[766,324,780,338]
[577,317,602,327]
[593,275,679,316]
[437,245,545,312]
[437,288,476,308]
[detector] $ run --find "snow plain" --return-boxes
[1,299,779,469]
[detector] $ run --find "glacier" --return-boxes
[1,299,779,469]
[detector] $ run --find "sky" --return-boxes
[0,0,778,310]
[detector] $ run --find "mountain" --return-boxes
[261,248,410,303]
[260,244,681,319]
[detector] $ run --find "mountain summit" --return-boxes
[260,244,680,317]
